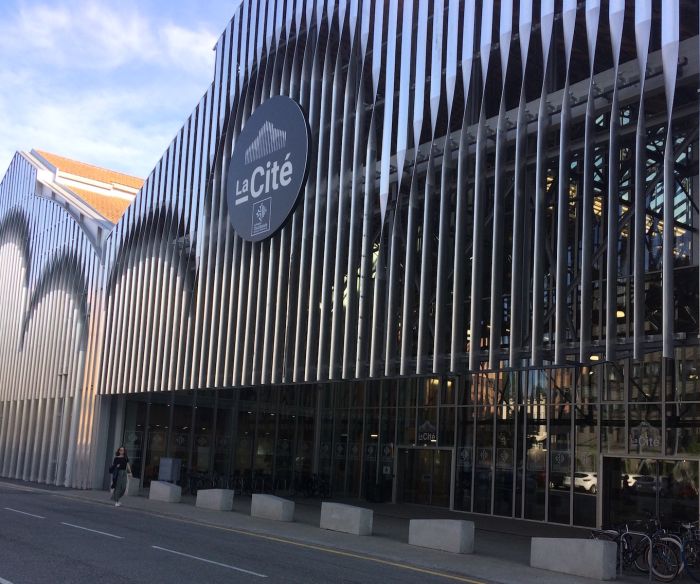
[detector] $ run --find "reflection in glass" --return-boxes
[673,347,700,401]
[604,362,625,401]
[577,366,599,403]
[331,409,348,495]
[144,400,170,487]
[454,407,473,511]
[474,406,493,514]
[602,404,626,453]
[122,398,147,481]
[494,404,515,517]
[666,403,700,456]
[524,404,546,521]
[629,404,662,456]
[574,404,598,527]
[549,404,571,524]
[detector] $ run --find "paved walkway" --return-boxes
[3,480,645,583]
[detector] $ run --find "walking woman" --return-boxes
[109,446,132,507]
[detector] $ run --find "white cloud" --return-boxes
[162,23,218,76]
[0,0,221,177]
[0,0,217,72]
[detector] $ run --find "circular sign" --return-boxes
[226,96,310,242]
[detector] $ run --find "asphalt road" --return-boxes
[0,484,480,584]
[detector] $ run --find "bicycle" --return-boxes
[187,470,215,496]
[591,526,652,575]
[591,519,681,582]
[672,520,700,582]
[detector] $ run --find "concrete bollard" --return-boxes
[251,494,294,522]
[196,489,234,511]
[530,538,617,580]
[125,475,140,496]
[320,502,373,536]
[148,480,182,503]
[408,519,475,554]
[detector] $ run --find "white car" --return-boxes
[563,472,598,493]
[624,474,644,487]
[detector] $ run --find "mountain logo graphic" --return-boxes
[245,121,287,165]
[226,96,310,243]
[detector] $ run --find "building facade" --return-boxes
[1,0,700,529]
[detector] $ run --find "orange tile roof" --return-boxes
[36,150,144,190]
[70,186,133,224]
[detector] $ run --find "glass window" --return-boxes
[577,365,600,403]
[122,398,147,481]
[673,347,700,401]
[398,379,417,408]
[380,379,397,408]
[442,378,456,405]
[494,404,515,517]
[474,405,494,514]
[629,404,662,456]
[458,375,475,405]
[602,404,626,453]
[398,407,416,445]
[603,362,625,402]
[454,407,474,512]
[630,353,663,401]
[439,406,455,447]
[191,393,214,474]
[331,409,349,495]
[666,403,700,456]
[574,404,598,527]
[524,404,547,521]
[213,390,235,484]
[418,378,440,407]
[549,404,572,525]
[476,373,497,405]
[349,382,364,409]
[366,380,381,408]
[527,370,548,404]
[347,410,364,496]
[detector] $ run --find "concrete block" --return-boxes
[148,480,181,503]
[530,538,617,581]
[125,476,140,497]
[408,519,475,554]
[250,494,294,522]
[196,489,234,511]
[320,502,373,536]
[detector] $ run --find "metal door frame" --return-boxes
[601,455,700,527]
[396,445,455,506]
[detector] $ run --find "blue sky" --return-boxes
[0,0,239,179]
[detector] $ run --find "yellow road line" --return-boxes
[0,481,488,584]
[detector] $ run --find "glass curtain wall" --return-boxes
[120,353,700,527]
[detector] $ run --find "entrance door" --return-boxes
[398,448,452,507]
[603,457,699,528]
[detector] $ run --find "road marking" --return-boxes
[0,576,16,584]
[60,522,123,539]
[0,481,486,584]
[3,507,45,519]
[151,545,267,578]
[151,518,485,584]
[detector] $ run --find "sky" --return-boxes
[0,0,239,180]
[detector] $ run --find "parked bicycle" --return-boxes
[290,472,331,498]
[671,520,700,582]
[591,516,681,582]
[187,470,215,496]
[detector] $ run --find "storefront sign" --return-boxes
[226,96,310,242]
[417,420,437,443]
[630,421,661,452]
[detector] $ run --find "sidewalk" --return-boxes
[6,480,635,584]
